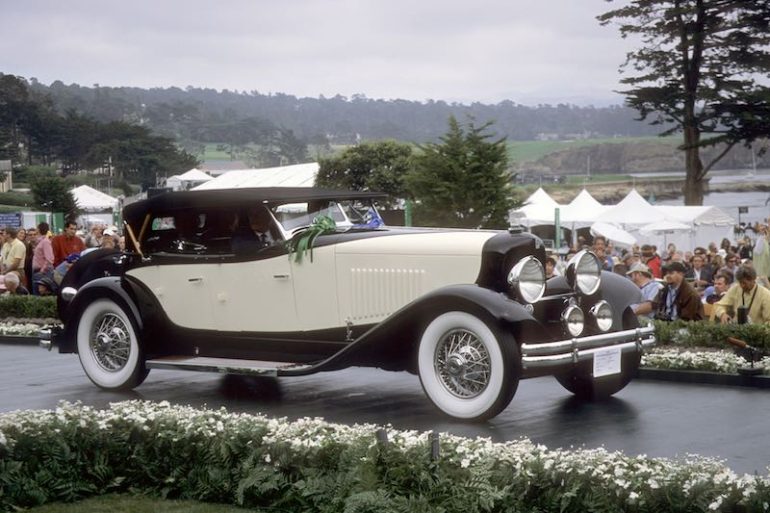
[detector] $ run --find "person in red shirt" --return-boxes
[52,221,85,267]
[641,244,662,279]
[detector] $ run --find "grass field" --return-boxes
[25,494,248,513]
[506,135,679,164]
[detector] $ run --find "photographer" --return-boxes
[714,265,770,324]
[654,261,704,321]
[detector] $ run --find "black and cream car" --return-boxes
[42,187,655,421]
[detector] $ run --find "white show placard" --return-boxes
[593,346,622,377]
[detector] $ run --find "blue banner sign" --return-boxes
[0,213,21,229]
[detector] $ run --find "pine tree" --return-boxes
[599,0,770,205]
[407,116,517,229]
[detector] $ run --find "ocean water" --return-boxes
[652,169,770,225]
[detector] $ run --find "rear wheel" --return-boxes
[417,311,520,421]
[77,298,149,390]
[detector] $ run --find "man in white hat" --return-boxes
[627,262,662,319]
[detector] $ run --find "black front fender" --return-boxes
[290,284,537,374]
[57,277,142,353]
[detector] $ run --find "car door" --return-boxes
[211,246,299,333]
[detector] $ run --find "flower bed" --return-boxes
[1,401,769,512]
[642,348,770,375]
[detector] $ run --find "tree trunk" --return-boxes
[682,127,705,205]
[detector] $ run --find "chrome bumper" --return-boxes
[39,327,53,351]
[520,325,655,370]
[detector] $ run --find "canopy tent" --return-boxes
[590,221,637,249]
[70,185,118,212]
[561,189,611,228]
[194,162,319,190]
[513,187,561,227]
[640,205,735,250]
[597,189,665,228]
[166,168,213,191]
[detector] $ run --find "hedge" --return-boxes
[652,320,770,352]
[1,401,769,513]
[0,295,57,321]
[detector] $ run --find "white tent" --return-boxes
[644,205,735,250]
[513,187,561,227]
[70,185,118,212]
[590,221,637,249]
[166,168,213,191]
[194,162,319,190]
[561,189,610,228]
[598,189,665,228]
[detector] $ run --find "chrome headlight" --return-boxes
[589,300,614,332]
[562,305,585,337]
[566,249,602,296]
[507,256,546,304]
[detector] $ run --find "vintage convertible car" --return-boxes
[41,187,655,421]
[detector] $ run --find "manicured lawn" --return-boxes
[507,135,679,164]
[26,494,250,512]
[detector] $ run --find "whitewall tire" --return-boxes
[77,298,149,390]
[417,311,520,421]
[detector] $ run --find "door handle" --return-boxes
[188,277,203,282]
[273,274,290,279]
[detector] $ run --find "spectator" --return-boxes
[714,265,770,324]
[34,275,57,296]
[231,206,275,254]
[627,262,662,320]
[83,224,104,248]
[0,226,27,285]
[31,222,55,294]
[592,235,614,271]
[754,223,770,283]
[52,220,86,266]
[545,256,558,279]
[3,272,29,295]
[719,253,740,281]
[685,253,713,292]
[22,226,37,290]
[654,261,704,321]
[703,273,732,304]
[53,253,81,286]
[641,244,662,279]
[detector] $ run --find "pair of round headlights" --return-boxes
[562,300,614,337]
[506,249,603,304]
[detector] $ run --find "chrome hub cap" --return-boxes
[90,313,131,372]
[434,329,491,398]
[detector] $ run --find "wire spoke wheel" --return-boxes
[90,313,132,372]
[434,329,491,398]
[77,298,149,390]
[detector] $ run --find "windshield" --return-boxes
[272,199,384,235]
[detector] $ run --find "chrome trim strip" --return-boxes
[521,337,656,369]
[521,325,654,357]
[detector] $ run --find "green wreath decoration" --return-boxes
[286,215,337,264]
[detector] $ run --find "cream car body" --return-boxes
[45,187,655,422]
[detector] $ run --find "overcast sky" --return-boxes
[2,0,635,106]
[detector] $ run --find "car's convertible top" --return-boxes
[123,187,388,225]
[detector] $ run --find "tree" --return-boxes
[316,140,413,207]
[599,1,770,205]
[406,117,517,229]
[30,174,79,217]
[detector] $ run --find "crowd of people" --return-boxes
[0,220,124,296]
[547,221,770,326]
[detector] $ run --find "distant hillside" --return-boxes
[28,79,661,146]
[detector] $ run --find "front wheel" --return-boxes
[77,298,149,390]
[417,311,520,422]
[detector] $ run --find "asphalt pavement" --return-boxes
[1,342,769,475]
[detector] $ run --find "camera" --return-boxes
[736,306,749,325]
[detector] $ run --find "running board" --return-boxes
[146,356,312,377]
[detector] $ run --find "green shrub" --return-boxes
[653,320,770,352]
[1,401,769,512]
[0,295,57,320]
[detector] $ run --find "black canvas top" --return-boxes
[123,187,388,223]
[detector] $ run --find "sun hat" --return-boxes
[626,262,652,278]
